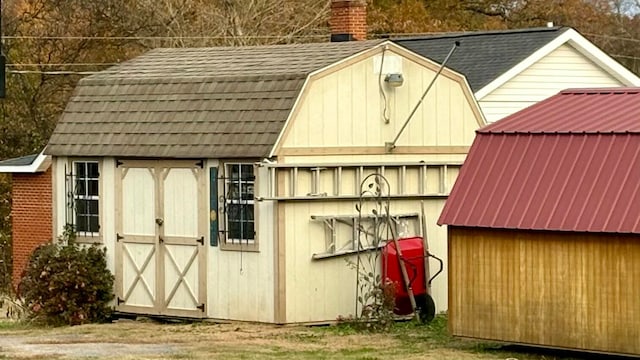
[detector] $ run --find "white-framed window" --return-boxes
[72,161,100,237]
[224,163,255,246]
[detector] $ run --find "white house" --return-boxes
[396,26,640,122]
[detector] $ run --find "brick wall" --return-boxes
[330,0,367,41]
[11,168,52,290]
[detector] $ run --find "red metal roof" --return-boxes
[439,88,640,234]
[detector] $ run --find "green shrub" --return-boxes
[18,228,114,325]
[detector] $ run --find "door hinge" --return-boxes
[196,236,204,245]
[117,297,125,305]
[197,303,205,312]
[116,233,124,242]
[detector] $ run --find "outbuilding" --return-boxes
[439,88,640,355]
[45,38,485,323]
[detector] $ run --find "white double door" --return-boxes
[115,160,207,318]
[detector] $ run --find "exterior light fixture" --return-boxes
[384,73,404,87]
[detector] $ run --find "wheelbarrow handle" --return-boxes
[428,253,444,287]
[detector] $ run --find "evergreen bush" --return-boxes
[18,228,114,325]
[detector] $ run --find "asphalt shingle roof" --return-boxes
[0,154,38,166]
[46,40,385,158]
[394,27,568,92]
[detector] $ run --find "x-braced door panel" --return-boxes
[116,160,206,318]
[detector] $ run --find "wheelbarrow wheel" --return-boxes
[415,293,436,323]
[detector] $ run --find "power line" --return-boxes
[7,63,118,67]
[2,34,329,40]
[610,54,640,60]
[8,70,99,75]
[584,33,640,43]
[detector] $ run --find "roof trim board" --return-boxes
[268,41,486,157]
[0,152,51,173]
[474,28,640,99]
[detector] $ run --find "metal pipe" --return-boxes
[385,41,460,152]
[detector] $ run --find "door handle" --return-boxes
[155,218,164,226]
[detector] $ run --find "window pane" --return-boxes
[228,220,241,239]
[75,162,86,177]
[88,200,99,215]
[87,162,99,177]
[76,199,87,215]
[88,180,99,196]
[89,216,99,233]
[243,221,255,240]
[230,165,240,180]
[76,215,89,232]
[241,184,254,200]
[75,179,86,196]
[243,204,254,221]
[241,165,254,180]
[227,184,239,200]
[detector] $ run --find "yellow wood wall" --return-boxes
[277,46,482,151]
[449,227,640,355]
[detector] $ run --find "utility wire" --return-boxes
[2,34,329,40]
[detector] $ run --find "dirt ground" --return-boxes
[0,318,475,360]
[0,314,634,360]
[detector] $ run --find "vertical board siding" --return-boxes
[207,164,275,322]
[285,198,450,323]
[449,227,640,355]
[480,44,624,122]
[282,49,480,150]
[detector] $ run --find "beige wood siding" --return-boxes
[52,157,117,275]
[284,199,449,323]
[270,154,457,323]
[206,163,275,322]
[279,49,481,151]
[449,227,640,356]
[480,43,625,122]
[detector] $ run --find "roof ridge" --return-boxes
[150,39,386,52]
[394,26,568,41]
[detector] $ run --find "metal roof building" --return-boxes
[438,88,640,356]
[439,88,640,233]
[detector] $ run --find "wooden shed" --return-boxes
[45,39,485,323]
[396,27,640,122]
[438,88,640,355]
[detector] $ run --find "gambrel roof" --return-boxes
[395,27,640,97]
[46,40,385,158]
[439,88,640,234]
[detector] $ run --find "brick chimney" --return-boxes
[330,0,367,42]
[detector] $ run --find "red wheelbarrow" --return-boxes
[381,236,443,322]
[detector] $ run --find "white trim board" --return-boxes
[0,151,51,173]
[475,28,640,100]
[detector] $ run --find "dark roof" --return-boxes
[0,154,38,167]
[394,27,569,92]
[439,88,640,234]
[46,40,385,158]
